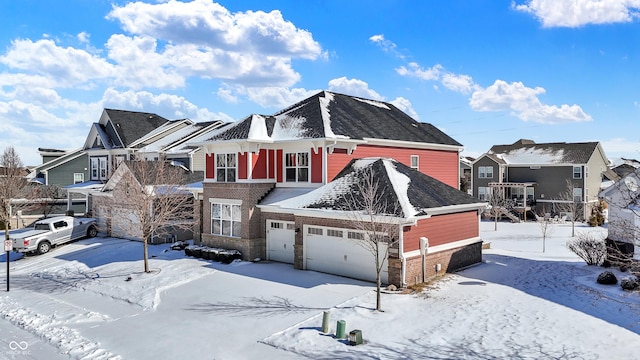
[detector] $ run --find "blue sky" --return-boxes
[2,0,640,166]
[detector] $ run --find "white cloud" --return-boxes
[0,38,115,87]
[396,62,443,81]
[513,0,640,27]
[469,80,592,123]
[328,77,384,100]
[101,88,234,123]
[77,32,90,44]
[390,97,419,120]
[107,0,322,59]
[369,34,405,59]
[242,87,319,109]
[441,73,477,95]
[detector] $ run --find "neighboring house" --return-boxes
[28,148,89,186]
[196,90,484,287]
[91,161,203,243]
[472,139,610,220]
[599,168,640,261]
[611,158,640,178]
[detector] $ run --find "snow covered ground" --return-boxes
[0,221,638,359]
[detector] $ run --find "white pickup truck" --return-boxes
[10,216,98,255]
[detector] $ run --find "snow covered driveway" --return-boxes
[0,222,638,359]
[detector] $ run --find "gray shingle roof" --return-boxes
[104,109,171,147]
[209,91,461,146]
[488,139,600,165]
[261,158,483,218]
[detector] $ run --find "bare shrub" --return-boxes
[567,232,607,265]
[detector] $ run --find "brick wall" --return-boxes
[202,182,275,260]
[400,241,483,286]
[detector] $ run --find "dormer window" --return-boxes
[285,152,309,182]
[216,154,236,182]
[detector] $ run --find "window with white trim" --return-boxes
[478,186,491,201]
[410,155,419,170]
[211,201,241,237]
[478,166,493,179]
[307,227,322,235]
[573,188,583,203]
[90,156,108,181]
[216,154,236,182]
[73,173,84,184]
[285,152,309,182]
[573,166,582,179]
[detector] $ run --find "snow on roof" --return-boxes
[271,114,308,140]
[247,115,271,141]
[497,147,566,165]
[319,91,337,138]
[382,159,414,217]
[354,97,391,110]
[137,124,203,153]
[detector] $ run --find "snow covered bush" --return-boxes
[597,271,618,285]
[567,232,607,265]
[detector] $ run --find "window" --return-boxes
[512,187,535,201]
[410,155,419,170]
[307,227,323,235]
[211,201,241,237]
[348,231,364,240]
[270,222,282,229]
[478,187,491,201]
[573,166,582,179]
[573,188,583,203]
[327,229,343,238]
[285,152,309,182]
[216,154,236,182]
[73,173,84,184]
[90,156,108,181]
[478,166,493,179]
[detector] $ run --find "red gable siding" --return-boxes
[403,211,479,251]
[311,148,323,183]
[238,152,248,180]
[206,153,215,179]
[252,149,267,179]
[326,144,459,187]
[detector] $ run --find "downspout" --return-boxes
[399,225,406,287]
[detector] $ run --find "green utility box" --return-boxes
[348,330,363,346]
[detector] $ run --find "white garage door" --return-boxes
[304,225,388,284]
[266,220,295,264]
[112,208,141,241]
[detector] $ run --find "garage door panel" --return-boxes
[266,220,295,264]
[305,227,388,284]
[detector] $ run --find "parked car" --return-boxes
[10,216,98,255]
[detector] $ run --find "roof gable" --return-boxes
[102,109,172,148]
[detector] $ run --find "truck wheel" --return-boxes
[37,241,51,255]
[87,226,98,238]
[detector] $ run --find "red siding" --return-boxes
[276,150,283,182]
[326,144,459,187]
[252,149,267,179]
[206,153,215,179]
[311,148,323,183]
[268,150,275,179]
[403,211,479,251]
[238,152,248,180]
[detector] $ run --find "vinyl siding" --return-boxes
[47,154,89,186]
[327,144,459,187]
[403,211,479,251]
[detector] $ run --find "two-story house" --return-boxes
[197,91,485,287]
[472,139,610,221]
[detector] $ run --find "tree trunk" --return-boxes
[376,274,382,311]
[143,236,150,273]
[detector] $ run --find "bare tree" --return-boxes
[487,187,508,231]
[106,160,196,273]
[538,214,554,253]
[555,179,583,237]
[0,147,31,241]
[343,167,401,312]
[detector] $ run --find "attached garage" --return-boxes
[266,220,295,264]
[303,225,388,284]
